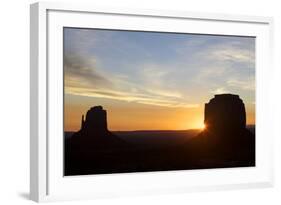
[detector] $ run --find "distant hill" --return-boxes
[65,125,254,140]
[65,129,200,148]
[114,129,201,148]
[65,126,255,150]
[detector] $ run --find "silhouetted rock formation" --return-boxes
[67,106,125,149]
[79,106,109,136]
[65,98,255,176]
[78,106,111,137]
[65,106,128,175]
[186,94,255,167]
[204,94,246,135]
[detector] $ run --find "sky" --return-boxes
[64,27,255,131]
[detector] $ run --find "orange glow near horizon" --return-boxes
[63,28,255,133]
[200,123,206,130]
[64,95,206,132]
[64,94,255,132]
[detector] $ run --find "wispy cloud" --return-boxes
[227,77,255,91]
[211,87,230,95]
[66,86,199,108]
[207,43,255,67]
[64,54,198,108]
[64,28,255,109]
[64,54,112,89]
[175,36,255,99]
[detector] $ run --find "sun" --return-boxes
[200,123,206,130]
[202,124,206,130]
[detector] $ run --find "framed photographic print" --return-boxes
[30,2,274,202]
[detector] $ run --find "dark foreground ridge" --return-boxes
[65,94,255,176]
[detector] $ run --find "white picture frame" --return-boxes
[30,2,274,202]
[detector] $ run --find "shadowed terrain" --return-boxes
[64,94,255,176]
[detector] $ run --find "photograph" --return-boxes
[63,27,255,176]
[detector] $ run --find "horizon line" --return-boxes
[65,124,256,133]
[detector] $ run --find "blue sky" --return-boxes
[64,28,255,107]
[64,27,255,130]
